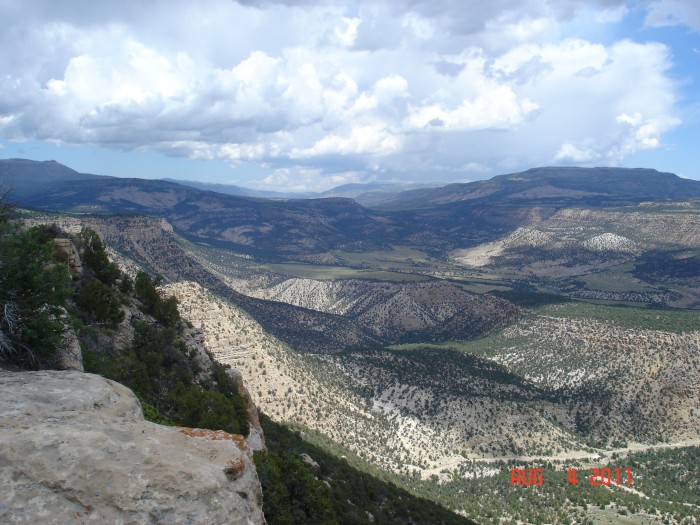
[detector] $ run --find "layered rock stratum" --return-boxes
[0,370,265,525]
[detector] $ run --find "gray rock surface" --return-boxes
[0,370,266,525]
[55,323,84,372]
[299,453,320,471]
[55,307,84,372]
[52,238,82,279]
[227,369,266,452]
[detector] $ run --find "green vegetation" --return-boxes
[537,301,700,333]
[578,265,656,294]
[137,395,175,425]
[74,227,128,327]
[0,214,250,437]
[0,221,72,367]
[491,288,571,308]
[134,271,180,327]
[255,449,337,525]
[292,425,700,525]
[255,414,476,525]
[80,227,120,285]
[327,246,442,272]
[634,250,700,280]
[83,269,249,436]
[343,345,546,403]
[391,299,700,356]
[262,262,429,282]
[627,446,700,508]
[75,277,125,326]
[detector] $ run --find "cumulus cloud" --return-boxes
[0,0,685,189]
[554,109,681,166]
[555,143,600,163]
[405,88,539,131]
[292,124,402,157]
[610,112,681,161]
[490,37,680,168]
[645,0,700,31]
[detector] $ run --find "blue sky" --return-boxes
[1,0,699,190]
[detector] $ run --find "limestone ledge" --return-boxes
[0,370,266,525]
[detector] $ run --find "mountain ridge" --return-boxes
[164,178,441,204]
[4,159,700,260]
[376,166,700,210]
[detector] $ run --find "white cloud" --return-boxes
[348,75,408,115]
[596,4,628,23]
[645,0,700,31]
[291,123,402,157]
[405,87,539,131]
[258,166,363,192]
[555,143,600,163]
[332,17,361,47]
[555,110,681,166]
[489,37,679,169]
[0,0,685,186]
[401,12,436,41]
[219,143,267,162]
[610,112,681,161]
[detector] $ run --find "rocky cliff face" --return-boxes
[52,238,83,279]
[179,323,266,451]
[0,370,266,525]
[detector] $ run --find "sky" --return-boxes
[1,0,699,191]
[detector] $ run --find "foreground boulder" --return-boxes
[0,370,265,524]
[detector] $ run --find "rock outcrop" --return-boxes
[582,232,640,254]
[54,307,84,372]
[0,370,266,525]
[227,368,266,452]
[179,324,266,452]
[55,323,83,372]
[52,238,83,279]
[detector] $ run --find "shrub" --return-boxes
[79,227,121,285]
[76,277,125,326]
[255,450,337,525]
[0,225,71,367]
[134,271,180,327]
[84,319,249,436]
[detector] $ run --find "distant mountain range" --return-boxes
[2,158,699,259]
[161,178,309,199]
[161,177,440,206]
[374,166,700,210]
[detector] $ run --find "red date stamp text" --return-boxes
[510,467,632,487]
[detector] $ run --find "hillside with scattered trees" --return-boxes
[0,203,475,524]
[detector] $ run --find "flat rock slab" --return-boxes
[0,370,265,525]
